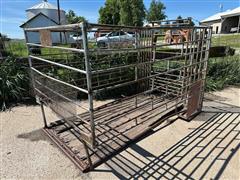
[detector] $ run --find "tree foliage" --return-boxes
[66,10,87,24]
[146,0,166,22]
[98,0,120,25]
[119,0,133,26]
[129,0,145,26]
[98,0,145,26]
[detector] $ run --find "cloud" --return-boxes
[0,17,25,25]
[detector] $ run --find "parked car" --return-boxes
[96,31,135,48]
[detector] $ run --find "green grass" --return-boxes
[206,55,240,91]
[0,55,30,110]
[5,40,28,57]
[211,34,240,48]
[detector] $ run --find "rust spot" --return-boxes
[39,30,52,46]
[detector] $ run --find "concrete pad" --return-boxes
[1,87,239,179]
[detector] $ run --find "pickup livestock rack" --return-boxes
[23,22,212,171]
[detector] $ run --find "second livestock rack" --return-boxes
[23,22,212,171]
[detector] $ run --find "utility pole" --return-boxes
[219,4,223,12]
[57,0,62,42]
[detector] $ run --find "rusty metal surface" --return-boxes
[43,96,183,171]
[39,30,52,46]
[186,80,202,118]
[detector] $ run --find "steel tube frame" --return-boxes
[81,22,96,148]
[24,22,212,171]
[27,43,85,53]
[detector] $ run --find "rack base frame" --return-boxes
[42,97,184,172]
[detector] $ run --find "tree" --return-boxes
[119,0,133,26]
[130,0,146,26]
[98,0,145,26]
[98,0,120,25]
[146,0,166,22]
[66,10,86,24]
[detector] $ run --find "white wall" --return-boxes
[200,20,222,34]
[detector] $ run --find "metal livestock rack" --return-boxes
[23,22,212,171]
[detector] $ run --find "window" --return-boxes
[108,32,119,37]
[119,31,126,36]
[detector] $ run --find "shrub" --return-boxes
[206,55,240,91]
[0,56,30,110]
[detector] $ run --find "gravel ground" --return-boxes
[1,87,239,179]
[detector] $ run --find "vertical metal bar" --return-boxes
[40,103,48,128]
[195,28,201,80]
[57,0,62,43]
[81,22,96,148]
[181,40,189,101]
[189,28,194,84]
[191,29,197,81]
[82,141,93,169]
[135,30,138,82]
[199,29,206,79]
[24,29,49,128]
[151,29,156,91]
[199,27,212,109]
[24,30,38,105]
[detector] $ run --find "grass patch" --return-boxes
[206,55,240,91]
[0,55,31,110]
[5,40,28,57]
[211,34,240,48]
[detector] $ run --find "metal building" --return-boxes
[200,6,240,34]
[20,0,67,43]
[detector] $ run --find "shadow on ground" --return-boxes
[17,129,50,142]
[93,100,240,179]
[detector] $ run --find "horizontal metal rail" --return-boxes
[34,87,91,126]
[24,23,83,31]
[30,55,86,74]
[93,59,207,93]
[91,49,209,74]
[35,79,89,111]
[88,38,210,56]
[24,22,210,32]
[31,67,88,94]
[27,43,85,53]
[88,23,209,30]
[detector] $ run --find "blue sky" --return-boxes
[1,0,239,39]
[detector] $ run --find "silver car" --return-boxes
[96,31,135,48]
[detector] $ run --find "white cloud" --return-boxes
[0,17,25,24]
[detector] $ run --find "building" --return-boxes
[200,7,240,34]
[20,0,67,43]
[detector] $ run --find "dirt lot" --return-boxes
[1,87,239,179]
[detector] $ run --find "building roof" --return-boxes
[201,6,240,23]
[27,0,59,10]
[221,7,240,18]
[20,12,58,28]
